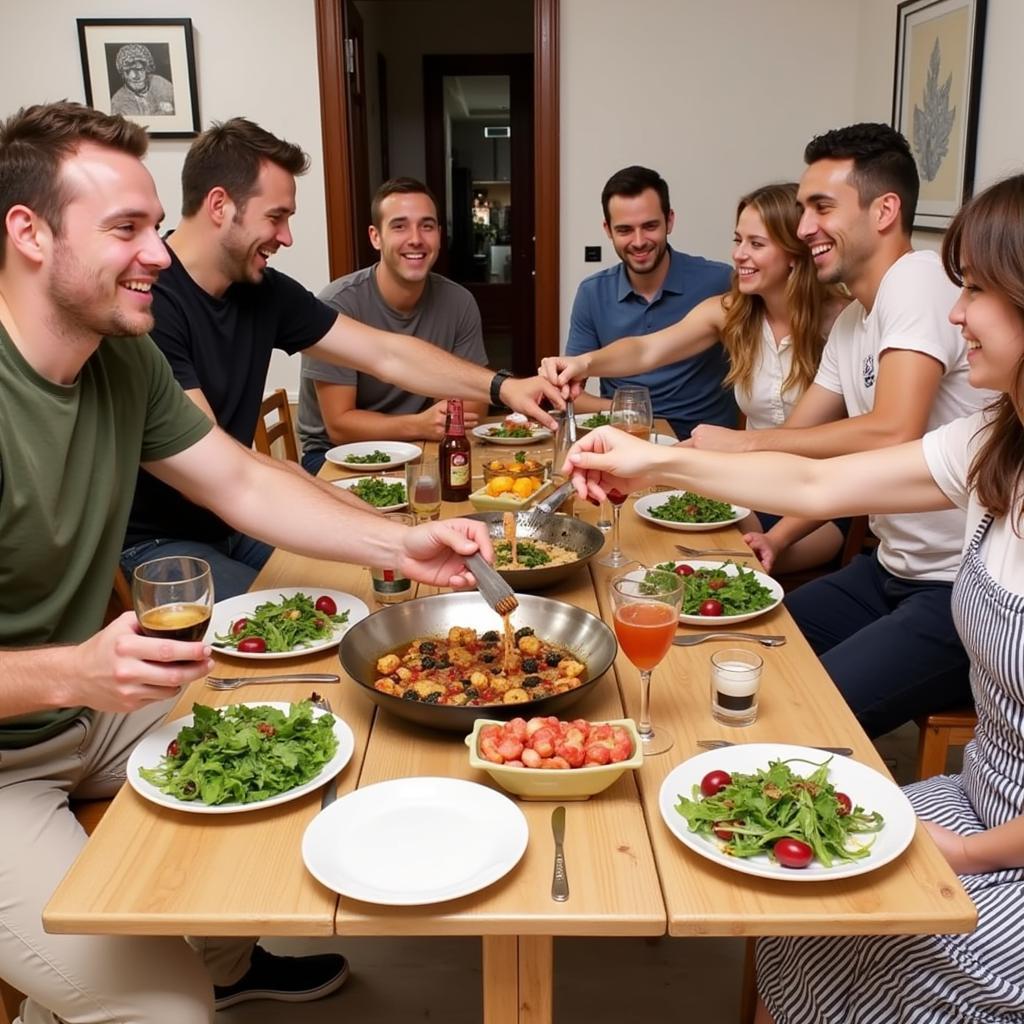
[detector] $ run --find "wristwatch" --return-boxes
[489,368,513,407]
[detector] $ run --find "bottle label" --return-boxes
[450,452,470,486]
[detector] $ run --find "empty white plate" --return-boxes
[302,776,529,905]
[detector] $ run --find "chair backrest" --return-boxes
[254,388,298,462]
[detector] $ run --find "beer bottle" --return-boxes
[440,398,472,501]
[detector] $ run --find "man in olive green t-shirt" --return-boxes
[0,102,494,1023]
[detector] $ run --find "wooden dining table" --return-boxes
[44,422,976,1023]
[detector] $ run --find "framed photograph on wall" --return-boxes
[892,0,987,231]
[77,18,200,138]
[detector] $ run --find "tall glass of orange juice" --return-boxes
[610,568,683,755]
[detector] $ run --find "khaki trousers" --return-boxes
[0,701,253,1023]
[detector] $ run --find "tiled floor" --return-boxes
[223,722,943,1023]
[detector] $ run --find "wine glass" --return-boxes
[406,458,442,523]
[598,386,654,567]
[610,568,684,756]
[132,556,214,641]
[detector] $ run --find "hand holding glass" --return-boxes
[610,568,684,755]
[599,386,654,566]
[132,556,214,641]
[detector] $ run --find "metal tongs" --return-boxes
[465,552,518,616]
[530,478,577,519]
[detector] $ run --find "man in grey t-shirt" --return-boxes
[298,177,489,472]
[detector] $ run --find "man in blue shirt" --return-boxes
[566,166,736,438]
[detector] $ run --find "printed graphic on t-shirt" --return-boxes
[862,354,876,389]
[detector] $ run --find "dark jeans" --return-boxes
[784,552,971,738]
[302,449,326,476]
[120,533,273,601]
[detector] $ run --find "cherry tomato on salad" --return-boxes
[166,739,180,757]
[700,769,732,797]
[699,599,724,616]
[707,578,727,591]
[314,595,337,616]
[835,792,852,817]
[774,837,814,869]
[237,636,267,654]
[674,563,695,576]
[231,617,248,634]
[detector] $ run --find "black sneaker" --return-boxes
[213,946,350,1010]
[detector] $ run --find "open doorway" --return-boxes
[313,0,560,371]
[423,56,533,374]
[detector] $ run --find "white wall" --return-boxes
[559,0,862,345]
[5,1,1022,383]
[854,0,1024,256]
[560,0,1024,339]
[0,0,328,395]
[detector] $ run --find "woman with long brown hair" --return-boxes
[564,173,1024,1022]
[541,182,848,572]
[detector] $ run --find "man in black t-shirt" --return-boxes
[123,118,560,597]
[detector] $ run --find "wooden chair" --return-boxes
[916,706,978,780]
[102,566,134,627]
[1,800,110,1023]
[253,388,298,462]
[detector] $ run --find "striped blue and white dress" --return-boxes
[756,513,1024,1023]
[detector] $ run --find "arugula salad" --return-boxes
[487,424,534,438]
[214,592,349,654]
[494,540,552,568]
[648,491,735,524]
[653,560,776,617]
[676,758,884,869]
[345,477,406,507]
[343,449,391,464]
[581,412,611,428]
[138,701,338,805]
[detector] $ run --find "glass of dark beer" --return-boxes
[132,556,214,641]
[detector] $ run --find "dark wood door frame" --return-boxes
[313,0,560,364]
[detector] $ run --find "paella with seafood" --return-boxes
[373,625,586,707]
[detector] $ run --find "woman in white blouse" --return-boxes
[563,170,1024,1024]
[541,182,848,572]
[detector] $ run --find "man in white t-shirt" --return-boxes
[688,123,990,736]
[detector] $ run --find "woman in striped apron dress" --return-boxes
[563,174,1024,1022]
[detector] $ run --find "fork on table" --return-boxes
[309,691,338,809]
[206,673,340,691]
[674,544,758,559]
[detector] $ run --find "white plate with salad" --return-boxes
[303,776,529,905]
[331,475,408,512]
[128,700,356,815]
[658,743,916,882]
[324,441,422,470]
[471,423,552,446]
[652,560,783,625]
[208,588,369,660]
[574,411,611,433]
[633,490,749,532]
